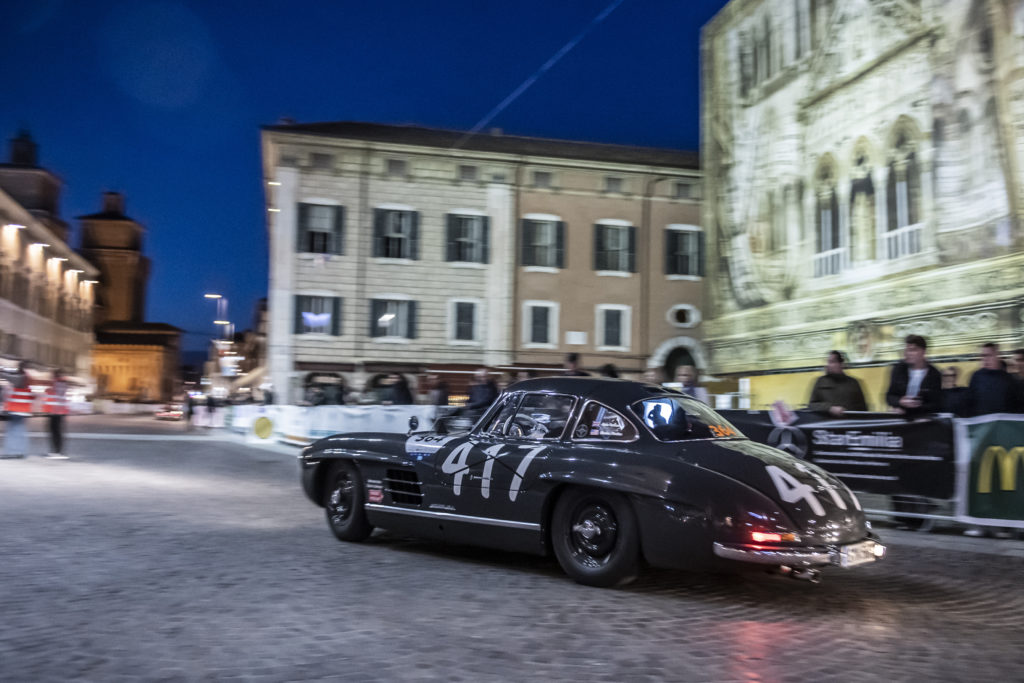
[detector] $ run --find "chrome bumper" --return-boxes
[713,539,886,568]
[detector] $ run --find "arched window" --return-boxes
[814,162,841,276]
[886,130,922,258]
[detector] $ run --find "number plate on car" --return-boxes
[838,540,877,568]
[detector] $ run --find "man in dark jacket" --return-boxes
[807,351,867,417]
[940,366,968,415]
[885,335,942,416]
[463,368,498,414]
[963,343,1019,416]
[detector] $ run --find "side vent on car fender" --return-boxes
[385,468,423,505]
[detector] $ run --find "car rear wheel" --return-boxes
[323,461,373,542]
[551,488,640,587]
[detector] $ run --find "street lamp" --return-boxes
[205,293,229,339]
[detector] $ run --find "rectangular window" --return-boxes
[310,153,334,169]
[458,165,478,181]
[604,176,623,193]
[603,309,622,347]
[454,301,476,341]
[665,228,704,276]
[446,214,490,263]
[533,171,552,188]
[521,219,565,268]
[594,224,636,272]
[530,306,550,344]
[293,295,342,335]
[373,209,419,259]
[596,305,631,350]
[386,158,407,177]
[370,299,417,339]
[674,181,691,199]
[297,204,344,254]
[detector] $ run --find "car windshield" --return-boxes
[630,396,744,441]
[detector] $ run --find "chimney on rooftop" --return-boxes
[102,191,125,214]
[10,129,38,166]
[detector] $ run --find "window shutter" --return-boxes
[664,230,674,274]
[373,209,385,257]
[593,224,602,271]
[331,297,342,336]
[297,204,310,252]
[409,212,419,260]
[370,300,382,337]
[521,220,534,266]
[628,226,637,273]
[446,214,457,261]
[697,232,706,276]
[555,221,566,269]
[407,301,417,339]
[481,217,490,264]
[333,206,345,255]
[294,295,306,334]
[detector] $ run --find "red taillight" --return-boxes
[751,531,782,543]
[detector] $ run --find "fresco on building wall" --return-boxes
[704,0,1023,320]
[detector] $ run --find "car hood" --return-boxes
[684,438,868,543]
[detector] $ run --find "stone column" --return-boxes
[872,165,889,261]
[803,180,817,276]
[837,179,851,270]
[919,144,938,253]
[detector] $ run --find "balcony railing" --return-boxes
[885,223,922,260]
[813,247,845,277]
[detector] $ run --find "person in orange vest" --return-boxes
[3,361,34,459]
[44,368,70,459]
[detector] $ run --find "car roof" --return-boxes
[504,376,683,407]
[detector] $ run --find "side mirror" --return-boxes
[407,416,419,434]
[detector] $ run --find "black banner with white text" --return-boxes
[719,411,956,499]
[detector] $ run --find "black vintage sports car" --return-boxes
[300,378,885,586]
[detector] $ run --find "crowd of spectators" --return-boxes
[807,335,1024,418]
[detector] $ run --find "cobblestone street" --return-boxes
[2,416,1023,682]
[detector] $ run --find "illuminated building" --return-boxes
[701,1,1024,407]
[0,130,97,379]
[261,122,703,401]
[81,192,180,401]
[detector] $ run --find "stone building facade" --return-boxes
[261,122,703,402]
[81,192,180,401]
[0,131,97,380]
[701,0,1024,408]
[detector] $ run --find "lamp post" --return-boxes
[204,293,229,339]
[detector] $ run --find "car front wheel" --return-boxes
[551,488,640,587]
[323,461,374,542]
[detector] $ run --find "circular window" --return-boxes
[667,304,701,329]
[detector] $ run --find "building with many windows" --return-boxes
[261,122,703,401]
[701,0,1024,408]
[0,131,97,380]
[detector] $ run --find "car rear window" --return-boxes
[631,396,743,441]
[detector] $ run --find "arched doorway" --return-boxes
[664,347,696,383]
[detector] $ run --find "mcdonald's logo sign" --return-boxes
[977,446,1024,493]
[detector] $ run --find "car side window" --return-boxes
[506,393,575,440]
[481,394,520,435]
[632,397,742,441]
[571,401,638,442]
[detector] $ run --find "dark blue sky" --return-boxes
[2,0,728,352]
